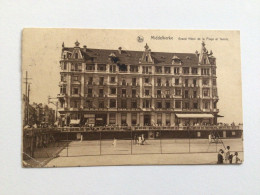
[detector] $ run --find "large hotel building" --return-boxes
[57,41,219,127]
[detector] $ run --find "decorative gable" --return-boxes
[199,42,210,65]
[139,43,154,64]
[71,41,83,59]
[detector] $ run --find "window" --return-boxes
[203,89,209,97]
[174,67,179,74]
[86,64,94,71]
[204,101,209,109]
[110,77,115,83]
[175,78,179,85]
[183,67,189,74]
[184,102,189,109]
[72,76,78,82]
[143,66,149,74]
[201,68,210,75]
[144,77,149,83]
[193,102,198,109]
[110,88,116,95]
[130,65,138,72]
[213,102,217,109]
[110,65,116,72]
[155,66,162,73]
[213,79,216,86]
[86,100,92,108]
[122,79,126,86]
[175,101,181,109]
[132,89,136,97]
[166,101,171,109]
[143,100,150,108]
[122,89,126,97]
[99,77,104,85]
[157,101,162,108]
[99,89,104,97]
[97,64,106,71]
[75,53,78,59]
[166,79,170,86]
[157,90,161,97]
[157,114,162,125]
[145,89,150,96]
[193,79,197,86]
[109,113,116,124]
[213,89,217,97]
[175,88,181,96]
[132,113,137,125]
[72,101,79,108]
[166,114,170,125]
[87,88,92,97]
[165,67,171,74]
[61,75,66,82]
[203,58,206,64]
[121,100,127,108]
[192,68,198,74]
[88,77,93,84]
[131,101,137,108]
[185,79,188,86]
[132,78,137,86]
[121,113,127,125]
[99,101,104,108]
[110,99,116,108]
[60,86,66,94]
[184,90,189,98]
[166,90,170,98]
[64,62,67,70]
[193,91,197,98]
[212,68,216,75]
[157,78,161,86]
[73,88,79,95]
[203,79,209,85]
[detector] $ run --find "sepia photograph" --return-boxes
[22,29,243,167]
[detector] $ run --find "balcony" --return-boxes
[57,93,67,98]
[59,81,67,86]
[71,94,81,98]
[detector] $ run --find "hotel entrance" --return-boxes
[144,114,151,126]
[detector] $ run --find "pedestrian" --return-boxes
[224,146,231,164]
[134,134,137,145]
[217,149,224,164]
[232,152,242,164]
[112,137,117,148]
[80,133,83,142]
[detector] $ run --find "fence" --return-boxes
[22,127,243,167]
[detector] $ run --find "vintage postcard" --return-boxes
[22,29,243,167]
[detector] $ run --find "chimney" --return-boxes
[118,47,122,54]
[83,45,87,52]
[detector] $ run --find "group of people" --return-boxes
[134,134,147,145]
[217,146,242,164]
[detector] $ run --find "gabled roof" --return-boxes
[63,47,200,65]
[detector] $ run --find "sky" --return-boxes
[22,29,243,124]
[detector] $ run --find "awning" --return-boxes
[176,114,214,118]
[70,119,80,125]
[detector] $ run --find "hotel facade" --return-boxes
[57,41,219,127]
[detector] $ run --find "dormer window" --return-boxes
[204,58,206,64]
[75,53,78,59]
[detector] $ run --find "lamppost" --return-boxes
[48,96,58,122]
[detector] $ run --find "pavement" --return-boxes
[45,138,243,167]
